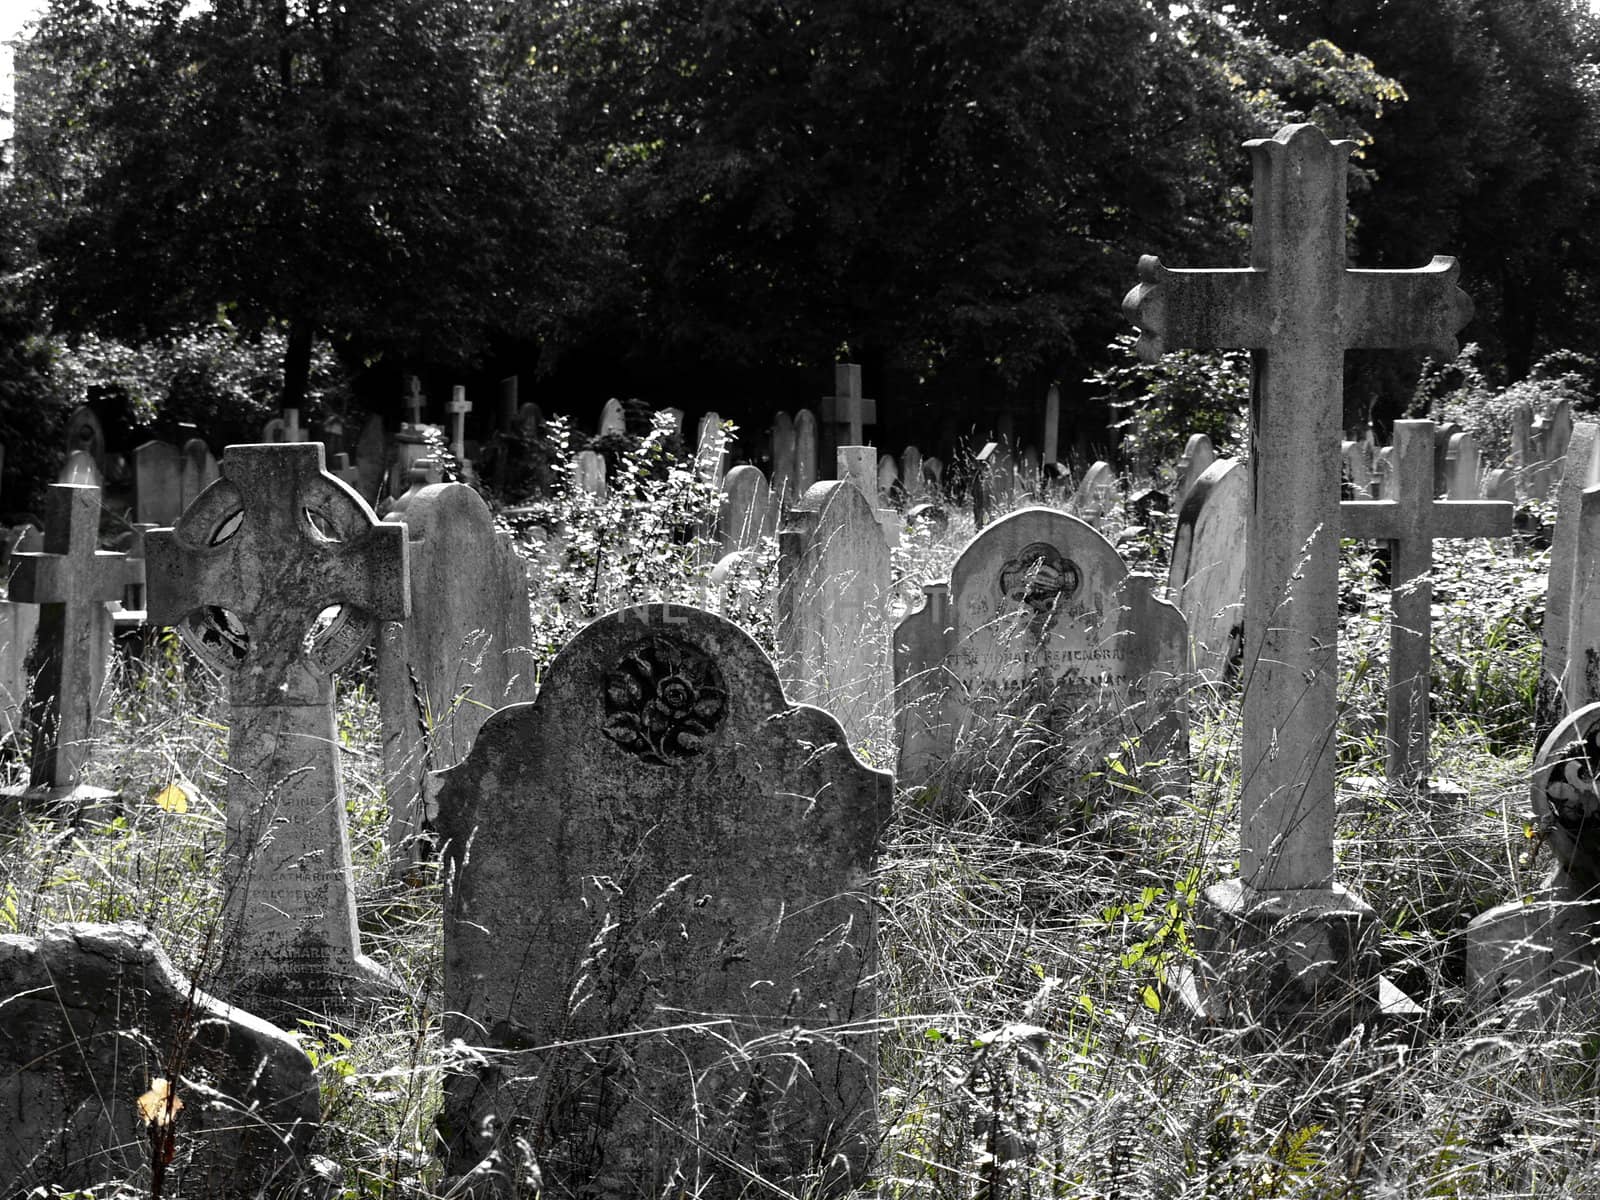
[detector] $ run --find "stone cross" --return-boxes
[823,362,876,445]
[146,443,409,1016]
[403,375,425,426]
[284,408,303,442]
[446,385,472,463]
[1342,421,1512,786]
[8,485,125,793]
[1124,124,1472,896]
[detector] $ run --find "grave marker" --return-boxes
[895,508,1188,793]
[1043,383,1061,467]
[1175,433,1216,508]
[134,439,184,526]
[1444,430,1481,499]
[1124,123,1472,1011]
[435,604,891,1192]
[1168,458,1248,681]
[0,922,319,1195]
[447,385,473,467]
[180,438,220,513]
[380,482,534,865]
[770,410,796,501]
[574,448,608,496]
[403,374,426,426]
[598,396,626,437]
[1342,421,1513,786]
[902,445,925,498]
[0,525,41,751]
[716,464,775,557]
[66,404,106,474]
[1537,420,1600,741]
[60,449,101,487]
[777,479,894,753]
[794,409,820,493]
[1075,461,1116,521]
[146,443,408,1015]
[498,375,519,431]
[354,414,387,503]
[695,412,730,489]
[8,485,124,797]
[822,362,876,447]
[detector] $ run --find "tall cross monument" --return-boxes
[1124,124,1473,1013]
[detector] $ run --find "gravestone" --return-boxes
[180,437,220,513]
[1547,398,1575,489]
[1537,421,1600,742]
[9,484,124,799]
[877,453,900,502]
[695,412,730,489]
[901,445,925,498]
[972,442,999,528]
[146,443,408,1017]
[770,410,796,501]
[1075,461,1116,521]
[924,455,944,488]
[60,448,102,487]
[1174,433,1216,508]
[1168,458,1248,681]
[1430,421,1461,497]
[1484,466,1516,503]
[1124,123,1471,1014]
[134,440,184,526]
[574,449,608,497]
[1343,440,1374,498]
[776,480,895,754]
[895,508,1188,795]
[716,464,775,557]
[381,482,535,866]
[1342,421,1513,786]
[1513,402,1535,494]
[598,396,627,437]
[354,413,388,503]
[1043,384,1061,467]
[0,524,41,751]
[0,922,318,1196]
[1467,702,1600,1009]
[402,375,427,426]
[838,446,902,547]
[435,603,892,1194]
[1445,431,1481,499]
[447,385,474,474]
[794,408,820,493]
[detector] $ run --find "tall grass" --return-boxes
[1,448,1588,1200]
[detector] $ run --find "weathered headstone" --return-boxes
[1467,702,1600,1009]
[498,375,519,431]
[1124,123,1471,1014]
[716,464,775,557]
[1075,461,1117,521]
[1043,383,1061,467]
[877,452,900,502]
[901,444,925,498]
[9,485,124,799]
[1547,398,1575,489]
[770,410,797,501]
[695,411,730,489]
[65,404,106,475]
[1444,430,1481,499]
[776,479,895,754]
[1512,401,1535,494]
[838,446,902,547]
[380,482,535,866]
[1430,420,1461,497]
[1174,433,1216,509]
[1484,466,1516,503]
[895,508,1188,794]
[435,603,892,1194]
[0,922,319,1196]
[794,408,820,493]
[924,455,944,488]
[134,439,184,526]
[574,448,607,497]
[0,524,41,752]
[1343,439,1374,499]
[146,443,408,1016]
[354,413,388,503]
[1537,421,1600,742]
[598,396,627,438]
[1168,458,1248,681]
[972,441,998,528]
[60,448,102,487]
[1342,421,1513,786]
[180,437,220,513]
[1373,444,1396,499]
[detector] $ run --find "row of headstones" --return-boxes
[3,433,1206,1193]
[16,124,1600,1191]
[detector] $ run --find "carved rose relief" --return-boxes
[602,637,728,765]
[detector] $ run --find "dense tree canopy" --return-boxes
[5,0,1599,438]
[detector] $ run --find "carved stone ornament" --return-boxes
[998,541,1080,632]
[602,636,728,764]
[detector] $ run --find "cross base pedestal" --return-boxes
[1172,879,1421,1038]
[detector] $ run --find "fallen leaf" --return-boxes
[137,1078,184,1126]
[153,782,190,814]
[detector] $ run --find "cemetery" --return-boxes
[9,0,1600,1195]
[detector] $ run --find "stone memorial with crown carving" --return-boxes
[434,603,891,1195]
[1124,123,1473,1020]
[146,442,409,1017]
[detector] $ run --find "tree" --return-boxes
[19,0,612,409]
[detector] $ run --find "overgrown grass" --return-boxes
[1,449,1588,1199]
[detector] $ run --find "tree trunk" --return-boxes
[282,318,313,411]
